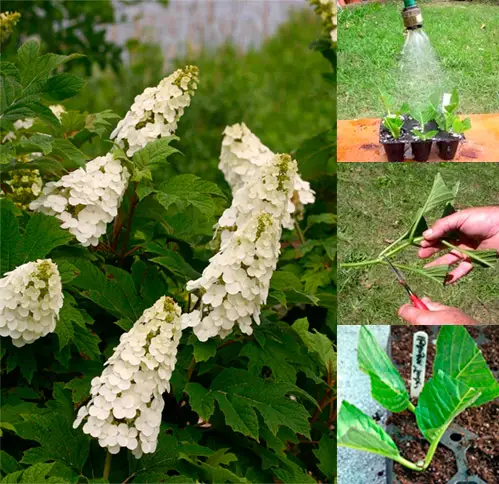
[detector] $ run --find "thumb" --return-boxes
[423,211,468,241]
[420,296,451,311]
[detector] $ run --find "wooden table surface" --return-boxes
[338,114,499,162]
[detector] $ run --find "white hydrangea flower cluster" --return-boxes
[183,155,297,341]
[309,0,337,45]
[1,168,42,209]
[111,66,199,157]
[183,211,282,341]
[0,259,63,347]
[30,153,130,247]
[219,123,315,229]
[73,296,182,458]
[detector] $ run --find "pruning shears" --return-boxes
[383,257,429,311]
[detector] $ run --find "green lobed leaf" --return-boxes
[0,201,21,274]
[434,326,499,406]
[408,173,457,241]
[0,451,19,475]
[313,433,336,479]
[43,74,85,101]
[337,401,401,460]
[357,326,409,413]
[415,370,480,443]
[21,213,73,264]
[15,385,90,472]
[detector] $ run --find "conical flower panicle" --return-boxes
[30,153,130,247]
[1,168,42,209]
[219,123,315,229]
[183,211,282,341]
[0,259,63,347]
[309,0,337,45]
[111,65,199,157]
[73,296,182,458]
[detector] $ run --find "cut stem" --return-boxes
[393,454,424,472]
[103,451,112,481]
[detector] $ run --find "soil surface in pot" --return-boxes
[389,326,499,484]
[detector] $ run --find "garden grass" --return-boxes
[338,0,499,119]
[337,163,499,325]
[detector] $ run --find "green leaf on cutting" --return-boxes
[337,401,402,460]
[416,370,480,443]
[407,173,457,242]
[357,326,409,413]
[434,326,499,406]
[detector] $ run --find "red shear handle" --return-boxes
[410,294,429,311]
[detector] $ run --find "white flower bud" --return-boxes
[219,123,315,228]
[73,297,182,459]
[1,169,43,209]
[30,153,130,247]
[0,259,63,347]
[111,66,199,156]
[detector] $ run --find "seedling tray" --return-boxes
[379,116,465,162]
[386,326,499,484]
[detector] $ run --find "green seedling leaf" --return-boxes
[434,326,499,406]
[382,115,404,140]
[358,326,409,412]
[408,173,456,242]
[415,370,480,444]
[337,401,401,460]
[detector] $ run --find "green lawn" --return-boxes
[338,163,499,325]
[338,0,499,119]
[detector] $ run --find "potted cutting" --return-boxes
[433,89,472,160]
[409,105,438,162]
[337,326,499,481]
[380,93,409,162]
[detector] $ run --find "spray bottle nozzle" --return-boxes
[402,5,423,30]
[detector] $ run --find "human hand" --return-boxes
[398,297,477,325]
[419,206,499,283]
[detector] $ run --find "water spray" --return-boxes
[402,0,423,31]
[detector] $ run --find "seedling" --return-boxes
[340,173,498,282]
[410,105,438,141]
[338,326,499,472]
[433,88,472,135]
[381,92,409,140]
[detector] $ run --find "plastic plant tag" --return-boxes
[410,331,428,399]
[442,92,451,109]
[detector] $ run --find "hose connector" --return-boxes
[402,6,423,30]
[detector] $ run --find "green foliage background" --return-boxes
[0,5,336,483]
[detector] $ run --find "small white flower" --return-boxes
[30,153,130,247]
[13,118,34,130]
[111,66,199,156]
[219,123,315,228]
[0,259,63,347]
[49,104,66,120]
[73,297,183,459]
[1,169,43,209]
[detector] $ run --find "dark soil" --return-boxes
[389,326,499,484]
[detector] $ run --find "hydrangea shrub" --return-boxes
[0,23,336,484]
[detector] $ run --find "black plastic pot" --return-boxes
[411,141,432,162]
[437,140,460,161]
[383,142,406,162]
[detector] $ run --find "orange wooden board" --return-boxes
[338,114,499,162]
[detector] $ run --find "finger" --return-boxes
[398,304,428,325]
[424,252,465,268]
[418,245,445,259]
[445,261,473,284]
[423,211,472,242]
[420,296,451,311]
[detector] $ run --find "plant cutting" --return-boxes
[380,93,408,162]
[410,105,438,162]
[338,325,499,474]
[340,173,498,286]
[433,88,472,161]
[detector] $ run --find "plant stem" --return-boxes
[393,455,424,472]
[119,182,139,265]
[186,356,196,382]
[407,401,416,414]
[103,451,112,481]
[422,433,442,471]
[340,259,382,268]
[294,220,306,245]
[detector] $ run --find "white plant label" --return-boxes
[410,331,428,399]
